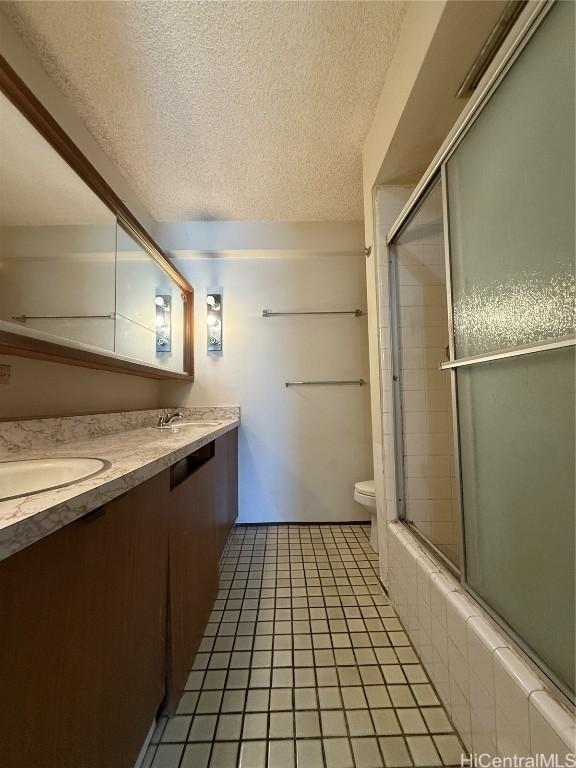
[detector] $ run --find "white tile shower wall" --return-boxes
[373,183,457,578]
[387,521,576,758]
[372,186,413,583]
[394,186,458,566]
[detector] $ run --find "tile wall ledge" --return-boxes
[387,520,575,757]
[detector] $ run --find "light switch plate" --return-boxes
[0,364,11,384]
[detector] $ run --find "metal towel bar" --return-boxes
[263,309,363,317]
[11,313,114,321]
[11,312,159,335]
[285,379,367,387]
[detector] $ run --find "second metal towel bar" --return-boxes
[262,309,363,317]
[285,379,367,387]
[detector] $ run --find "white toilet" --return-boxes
[354,480,378,553]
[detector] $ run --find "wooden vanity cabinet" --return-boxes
[0,471,169,768]
[0,428,238,765]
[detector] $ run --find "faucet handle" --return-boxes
[166,410,184,426]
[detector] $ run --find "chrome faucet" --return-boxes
[158,410,184,428]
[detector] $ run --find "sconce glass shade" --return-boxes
[155,294,171,352]
[207,292,222,352]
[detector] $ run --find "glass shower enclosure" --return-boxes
[386,0,575,699]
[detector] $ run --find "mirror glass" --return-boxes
[0,91,188,375]
[116,226,186,372]
[0,91,117,352]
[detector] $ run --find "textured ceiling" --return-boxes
[2,1,406,222]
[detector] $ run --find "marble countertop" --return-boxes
[0,412,239,561]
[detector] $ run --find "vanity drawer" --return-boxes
[170,439,215,489]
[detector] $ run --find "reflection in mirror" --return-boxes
[0,87,191,377]
[116,226,186,372]
[0,91,117,351]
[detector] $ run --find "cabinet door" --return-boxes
[226,428,239,530]
[0,471,169,768]
[102,472,169,761]
[166,431,239,712]
[167,451,218,712]
[214,428,239,554]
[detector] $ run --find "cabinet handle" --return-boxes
[170,441,216,490]
[78,506,106,524]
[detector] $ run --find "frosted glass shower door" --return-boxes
[457,349,575,691]
[445,0,575,695]
[447,0,575,358]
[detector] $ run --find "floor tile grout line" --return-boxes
[330,525,441,762]
[233,524,263,767]
[320,524,359,768]
[158,524,468,768]
[194,527,242,768]
[187,524,253,767]
[287,525,297,768]
[351,525,465,765]
[304,525,379,764]
[259,525,272,768]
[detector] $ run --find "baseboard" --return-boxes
[235,520,371,527]
[133,719,156,768]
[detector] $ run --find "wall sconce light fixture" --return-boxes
[155,294,172,352]
[207,292,222,352]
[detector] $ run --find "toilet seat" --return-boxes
[353,480,378,552]
[354,480,376,509]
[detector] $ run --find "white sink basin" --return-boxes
[0,457,108,502]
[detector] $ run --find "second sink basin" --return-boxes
[0,457,108,502]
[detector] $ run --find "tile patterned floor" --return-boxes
[142,524,466,768]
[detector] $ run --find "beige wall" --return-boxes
[160,221,372,524]
[0,354,161,419]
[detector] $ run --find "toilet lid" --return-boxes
[354,480,375,497]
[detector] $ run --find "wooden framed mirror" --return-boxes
[0,55,193,380]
